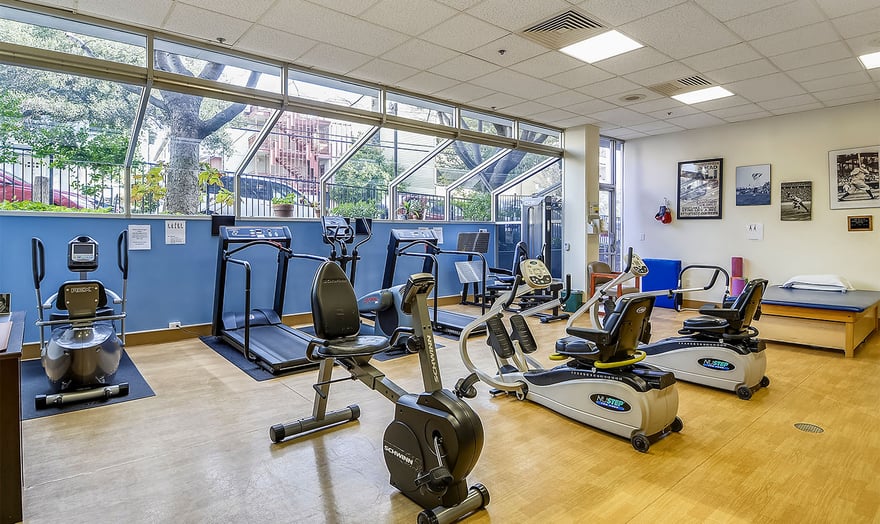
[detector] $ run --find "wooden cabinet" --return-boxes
[0,311,24,524]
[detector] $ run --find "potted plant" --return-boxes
[396,198,424,220]
[271,193,299,217]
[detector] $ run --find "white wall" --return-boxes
[624,100,880,299]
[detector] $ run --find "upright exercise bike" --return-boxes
[31,232,130,408]
[456,257,681,453]
[270,262,489,523]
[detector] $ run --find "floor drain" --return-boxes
[794,422,824,433]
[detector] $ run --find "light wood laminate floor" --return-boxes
[20,307,880,523]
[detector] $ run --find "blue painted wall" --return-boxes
[0,215,495,343]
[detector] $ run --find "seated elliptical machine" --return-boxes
[456,255,682,453]
[270,262,489,523]
[558,256,770,400]
[31,232,130,409]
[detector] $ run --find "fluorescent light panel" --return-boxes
[672,86,734,104]
[859,51,880,69]
[559,30,643,63]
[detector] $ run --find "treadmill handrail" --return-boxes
[224,239,293,259]
[226,257,254,362]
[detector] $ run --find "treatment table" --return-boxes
[757,286,880,357]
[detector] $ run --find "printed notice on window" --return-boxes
[165,220,186,245]
[128,224,152,250]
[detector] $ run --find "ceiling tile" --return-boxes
[470,69,566,100]
[725,0,825,41]
[724,110,773,122]
[360,0,458,36]
[665,112,726,129]
[629,120,681,132]
[802,71,873,92]
[681,43,762,72]
[382,39,460,69]
[811,83,879,102]
[707,103,767,119]
[845,34,880,56]
[532,108,590,126]
[787,58,864,82]
[295,44,374,75]
[181,0,275,22]
[501,100,556,117]
[546,64,615,89]
[693,95,752,112]
[608,129,650,139]
[428,54,501,81]
[262,1,409,56]
[394,71,460,94]
[769,42,852,71]
[303,0,380,16]
[814,0,880,18]
[823,93,880,107]
[417,13,509,53]
[163,3,253,43]
[348,58,420,85]
[435,0,482,9]
[467,34,548,67]
[469,91,527,110]
[694,0,795,22]
[620,3,741,59]
[749,22,839,57]
[553,116,600,128]
[563,98,617,115]
[759,93,820,110]
[646,105,700,119]
[76,0,172,27]
[589,107,655,126]
[575,0,689,26]
[236,25,317,62]
[831,7,880,38]
[575,76,642,98]
[509,52,586,79]
[704,59,779,84]
[607,91,664,107]
[431,82,495,102]
[728,73,807,102]
[623,61,697,86]
[465,0,572,32]
[595,48,672,76]
[534,90,594,108]
[769,102,825,115]
[626,97,683,113]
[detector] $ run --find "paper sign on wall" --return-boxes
[128,224,151,250]
[165,220,186,245]
[746,223,763,240]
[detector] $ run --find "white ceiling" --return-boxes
[21,0,880,139]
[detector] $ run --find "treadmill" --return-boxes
[384,229,487,337]
[212,226,322,374]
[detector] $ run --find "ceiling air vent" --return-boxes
[648,76,714,97]
[520,10,607,49]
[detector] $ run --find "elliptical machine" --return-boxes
[270,262,489,523]
[456,256,681,453]
[559,255,770,400]
[31,232,130,409]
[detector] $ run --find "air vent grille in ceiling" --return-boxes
[648,76,714,97]
[520,10,607,49]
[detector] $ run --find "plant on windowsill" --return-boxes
[395,197,424,220]
[271,193,320,218]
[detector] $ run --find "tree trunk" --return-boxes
[164,97,203,214]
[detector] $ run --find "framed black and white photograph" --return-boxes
[829,146,880,210]
[735,164,770,206]
[677,158,723,219]
[781,181,812,221]
[847,215,873,231]
[0,293,9,315]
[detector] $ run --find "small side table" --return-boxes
[0,311,25,524]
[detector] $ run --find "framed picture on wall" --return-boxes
[829,145,880,209]
[781,181,812,221]
[847,215,873,231]
[677,158,723,219]
[735,164,770,206]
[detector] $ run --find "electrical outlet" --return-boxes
[168,321,182,329]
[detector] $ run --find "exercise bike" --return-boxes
[560,256,770,400]
[270,262,489,523]
[456,257,682,453]
[31,232,130,409]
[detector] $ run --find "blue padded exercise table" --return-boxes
[757,285,880,357]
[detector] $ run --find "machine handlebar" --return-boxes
[117,230,129,279]
[31,237,45,289]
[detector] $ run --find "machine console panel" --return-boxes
[520,259,552,289]
[391,229,436,241]
[222,226,291,241]
[322,216,354,244]
[67,236,99,272]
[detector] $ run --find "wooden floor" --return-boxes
[19,307,880,524]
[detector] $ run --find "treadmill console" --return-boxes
[520,259,552,289]
[391,229,436,241]
[222,226,291,241]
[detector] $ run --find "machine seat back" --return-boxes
[56,281,107,320]
[310,261,390,359]
[689,278,768,333]
[563,294,655,363]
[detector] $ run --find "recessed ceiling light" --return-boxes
[672,86,734,104]
[559,30,643,63]
[858,51,880,69]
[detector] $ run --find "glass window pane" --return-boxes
[132,89,274,215]
[154,39,281,93]
[386,92,454,126]
[0,64,140,213]
[240,110,375,218]
[0,6,146,66]
[493,159,561,223]
[519,122,561,148]
[599,136,613,185]
[460,109,512,138]
[288,70,379,112]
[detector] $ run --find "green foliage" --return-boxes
[197,164,234,207]
[330,200,385,219]
[0,200,109,212]
[331,143,393,199]
[396,197,425,220]
[271,192,313,206]
[453,192,491,221]
[130,163,167,213]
